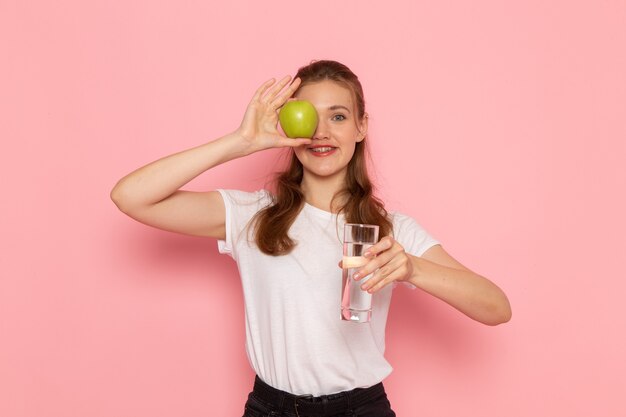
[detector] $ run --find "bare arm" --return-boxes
[411,245,512,325]
[110,76,311,239]
[352,239,512,326]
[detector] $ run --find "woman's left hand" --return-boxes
[352,236,413,293]
[342,238,512,325]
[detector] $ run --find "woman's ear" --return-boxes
[357,113,369,142]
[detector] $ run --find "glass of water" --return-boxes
[341,223,379,323]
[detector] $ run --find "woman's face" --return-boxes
[292,80,367,180]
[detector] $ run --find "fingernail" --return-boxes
[363,251,372,258]
[353,273,361,280]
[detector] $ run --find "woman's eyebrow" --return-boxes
[328,105,351,113]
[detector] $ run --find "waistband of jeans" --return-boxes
[252,375,386,415]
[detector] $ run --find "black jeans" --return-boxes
[242,376,396,417]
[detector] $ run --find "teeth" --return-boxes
[311,147,333,153]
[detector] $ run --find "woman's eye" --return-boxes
[332,114,346,121]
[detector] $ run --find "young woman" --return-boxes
[111,60,511,417]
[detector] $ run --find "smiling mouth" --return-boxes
[309,146,337,154]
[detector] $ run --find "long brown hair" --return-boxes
[252,60,393,255]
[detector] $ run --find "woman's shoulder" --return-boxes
[387,210,433,238]
[387,209,440,255]
[387,210,417,227]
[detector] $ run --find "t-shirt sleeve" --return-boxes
[391,212,441,290]
[392,212,440,257]
[215,189,271,258]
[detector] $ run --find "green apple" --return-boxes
[278,100,318,138]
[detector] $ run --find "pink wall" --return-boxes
[2,1,625,416]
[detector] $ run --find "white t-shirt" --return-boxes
[216,189,439,396]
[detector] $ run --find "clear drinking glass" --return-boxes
[341,223,379,323]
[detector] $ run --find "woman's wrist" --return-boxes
[217,131,258,159]
[406,254,426,288]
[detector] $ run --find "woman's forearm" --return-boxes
[110,132,248,211]
[408,255,512,326]
[111,76,312,214]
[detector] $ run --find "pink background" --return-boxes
[2,1,625,416]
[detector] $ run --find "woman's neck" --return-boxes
[300,171,347,213]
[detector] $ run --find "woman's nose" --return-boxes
[312,120,329,140]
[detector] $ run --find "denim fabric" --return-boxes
[241,384,397,417]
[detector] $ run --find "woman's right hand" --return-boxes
[234,75,312,155]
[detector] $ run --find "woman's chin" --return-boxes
[302,165,347,180]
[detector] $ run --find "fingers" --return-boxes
[250,75,293,105]
[351,237,412,293]
[364,236,396,259]
[273,77,301,106]
[275,137,312,148]
[362,265,407,293]
[251,78,277,102]
[353,237,397,279]
[263,75,292,104]
[352,256,386,281]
